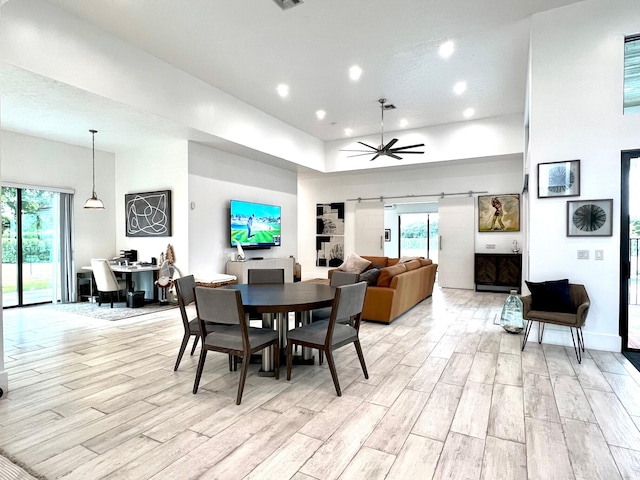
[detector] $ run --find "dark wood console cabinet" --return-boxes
[474,253,522,293]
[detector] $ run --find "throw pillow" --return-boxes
[377,263,407,287]
[525,279,574,313]
[399,256,421,263]
[359,267,381,286]
[339,253,372,274]
[419,258,433,267]
[404,259,422,271]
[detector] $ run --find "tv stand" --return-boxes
[250,256,264,260]
[226,257,294,283]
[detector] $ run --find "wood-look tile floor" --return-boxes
[2,287,640,479]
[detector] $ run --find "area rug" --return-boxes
[44,301,178,321]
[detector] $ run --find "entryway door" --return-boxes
[438,197,475,289]
[620,149,640,352]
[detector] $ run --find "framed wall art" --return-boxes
[478,194,520,232]
[125,190,172,237]
[316,203,345,266]
[538,159,580,198]
[567,199,613,237]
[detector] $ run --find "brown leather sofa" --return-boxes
[329,255,438,324]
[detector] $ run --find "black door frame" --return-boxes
[620,149,640,352]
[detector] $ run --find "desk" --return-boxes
[227,283,335,373]
[83,264,161,302]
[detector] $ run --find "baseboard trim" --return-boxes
[0,371,7,400]
[525,323,620,352]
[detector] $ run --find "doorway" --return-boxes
[398,212,439,264]
[621,150,640,354]
[2,187,62,307]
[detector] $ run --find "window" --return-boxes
[624,35,640,114]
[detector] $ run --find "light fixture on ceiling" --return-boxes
[316,110,326,120]
[83,129,105,209]
[454,81,467,95]
[277,84,289,97]
[340,99,425,161]
[349,65,363,81]
[399,119,408,128]
[439,41,455,58]
[344,128,353,136]
[463,107,475,118]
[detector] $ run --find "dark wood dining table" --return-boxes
[227,282,335,374]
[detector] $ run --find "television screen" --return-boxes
[230,199,281,248]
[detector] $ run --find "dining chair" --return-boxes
[247,268,285,284]
[286,281,368,396]
[193,287,280,405]
[173,275,236,372]
[312,271,361,322]
[90,259,127,308]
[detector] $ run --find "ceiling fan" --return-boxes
[340,98,425,161]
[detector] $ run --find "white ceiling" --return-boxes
[2,0,584,157]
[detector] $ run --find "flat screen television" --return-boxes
[230,199,281,248]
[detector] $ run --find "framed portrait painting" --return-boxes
[478,194,520,232]
[567,199,613,237]
[538,160,580,198]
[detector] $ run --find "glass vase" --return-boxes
[500,290,524,334]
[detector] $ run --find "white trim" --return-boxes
[0,371,7,399]
[1,181,75,194]
[525,323,621,353]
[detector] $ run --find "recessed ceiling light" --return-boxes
[344,128,352,136]
[277,84,289,97]
[399,119,408,128]
[454,81,467,95]
[349,65,363,81]
[316,110,326,120]
[439,41,455,58]
[463,107,475,118]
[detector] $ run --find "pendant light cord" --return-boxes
[90,129,97,197]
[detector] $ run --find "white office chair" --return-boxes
[91,259,127,308]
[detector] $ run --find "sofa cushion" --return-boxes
[399,256,420,263]
[404,259,422,271]
[359,267,381,286]
[363,256,390,268]
[377,263,407,287]
[419,258,433,267]
[339,253,372,274]
[525,279,574,313]
[387,258,400,266]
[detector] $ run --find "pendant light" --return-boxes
[83,129,105,209]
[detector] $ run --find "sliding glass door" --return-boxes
[399,212,439,263]
[2,187,60,307]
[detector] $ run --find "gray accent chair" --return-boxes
[193,287,280,405]
[521,283,590,363]
[90,259,126,308]
[286,281,368,396]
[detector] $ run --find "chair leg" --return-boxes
[274,342,280,380]
[228,355,233,372]
[193,349,208,394]
[537,322,545,343]
[570,327,584,364]
[324,350,342,396]
[286,341,294,380]
[174,333,191,371]
[236,354,250,405]
[319,349,324,365]
[521,319,533,352]
[190,335,199,355]
[110,292,115,308]
[353,340,369,379]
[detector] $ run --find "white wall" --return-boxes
[299,154,524,279]
[187,142,298,280]
[528,0,640,351]
[115,141,189,268]
[0,130,117,271]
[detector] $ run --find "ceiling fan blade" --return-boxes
[389,150,424,154]
[392,143,425,151]
[358,142,378,150]
[369,153,381,161]
[347,152,380,158]
[340,149,382,152]
[388,153,403,160]
[383,138,398,150]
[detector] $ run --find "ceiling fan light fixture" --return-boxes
[83,129,105,210]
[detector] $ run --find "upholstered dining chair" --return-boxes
[286,281,368,396]
[312,271,360,322]
[521,282,590,363]
[247,268,285,284]
[90,259,127,308]
[173,275,236,372]
[193,287,280,405]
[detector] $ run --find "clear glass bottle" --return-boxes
[500,289,524,334]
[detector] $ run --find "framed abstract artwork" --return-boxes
[538,160,580,198]
[478,194,520,232]
[316,203,345,266]
[567,199,613,237]
[125,190,172,237]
